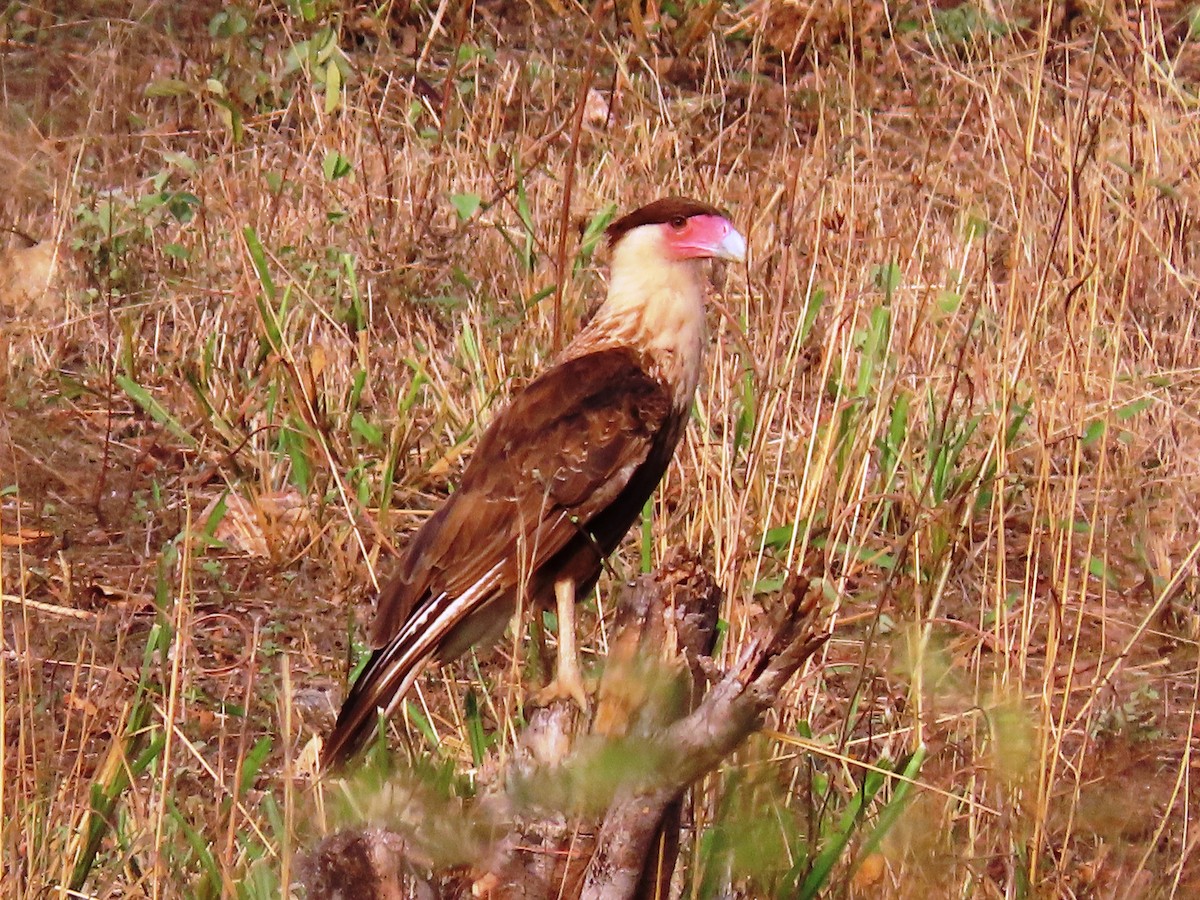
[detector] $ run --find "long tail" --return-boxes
[323,565,506,771]
[322,638,430,770]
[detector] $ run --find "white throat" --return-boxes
[571,226,708,405]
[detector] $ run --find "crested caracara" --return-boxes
[324,197,746,768]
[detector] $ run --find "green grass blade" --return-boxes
[796,762,889,898]
[116,374,198,448]
[854,746,927,868]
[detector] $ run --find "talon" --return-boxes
[535,669,591,711]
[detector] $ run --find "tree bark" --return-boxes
[301,551,827,900]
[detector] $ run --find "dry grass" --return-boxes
[2,1,1199,896]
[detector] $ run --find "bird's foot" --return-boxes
[536,578,591,711]
[534,667,591,712]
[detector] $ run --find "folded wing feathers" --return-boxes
[324,348,678,768]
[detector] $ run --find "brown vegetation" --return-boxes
[2,1,1199,896]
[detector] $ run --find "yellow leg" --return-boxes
[534,578,590,710]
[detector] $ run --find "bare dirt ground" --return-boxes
[3,1,1200,897]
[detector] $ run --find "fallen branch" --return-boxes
[578,565,826,899]
[302,551,828,899]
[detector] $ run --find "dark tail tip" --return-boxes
[321,633,432,774]
[321,698,378,773]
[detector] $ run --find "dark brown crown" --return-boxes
[605,197,728,246]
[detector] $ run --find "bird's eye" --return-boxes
[670,215,687,230]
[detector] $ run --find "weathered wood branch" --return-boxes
[301,552,827,899]
[578,564,826,899]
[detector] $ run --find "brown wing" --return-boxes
[369,346,674,648]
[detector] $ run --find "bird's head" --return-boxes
[575,197,746,403]
[604,197,746,264]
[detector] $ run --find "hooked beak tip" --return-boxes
[717,227,747,263]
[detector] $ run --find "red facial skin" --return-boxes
[661,213,743,261]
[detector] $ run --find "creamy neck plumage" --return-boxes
[565,227,707,408]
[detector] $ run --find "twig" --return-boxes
[551,2,605,352]
[0,593,94,619]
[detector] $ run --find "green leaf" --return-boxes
[165,191,199,223]
[350,411,384,446]
[243,226,276,300]
[1088,555,1117,586]
[218,101,244,142]
[733,364,756,454]
[1082,418,1106,445]
[465,691,490,768]
[322,150,352,181]
[856,304,891,397]
[144,78,192,98]
[115,375,197,448]
[348,367,364,410]
[576,203,617,268]
[324,58,342,114]
[799,287,825,343]
[829,539,896,571]
[208,7,248,38]
[871,260,901,299]
[522,284,556,311]
[168,800,223,893]
[886,390,910,454]
[404,700,441,752]
[796,760,890,897]
[280,420,312,492]
[965,211,991,238]
[239,737,273,794]
[160,151,198,175]
[854,747,927,871]
[752,574,787,594]
[936,288,962,314]
[760,523,795,552]
[451,192,482,222]
[203,491,229,539]
[1116,397,1152,421]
